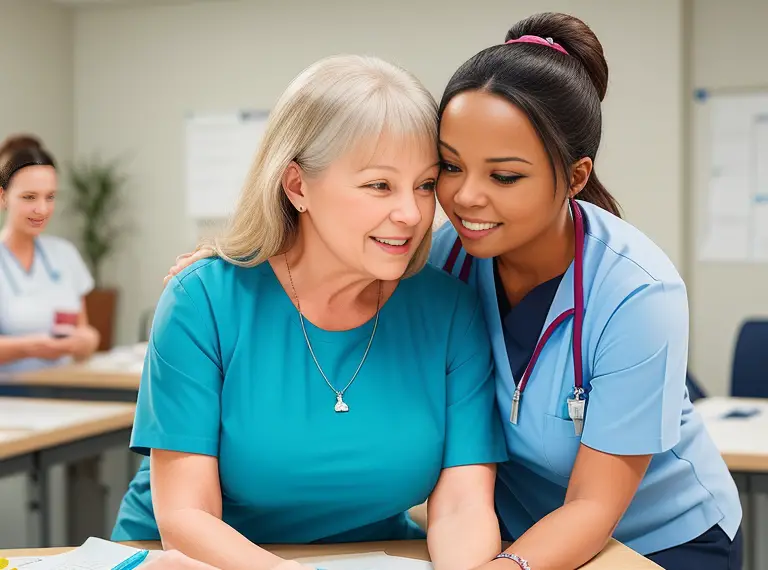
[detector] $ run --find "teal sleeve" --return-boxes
[581,280,688,455]
[442,293,509,468]
[130,274,222,457]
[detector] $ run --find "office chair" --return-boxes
[138,308,155,343]
[685,372,707,402]
[730,319,768,399]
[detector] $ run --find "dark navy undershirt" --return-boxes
[493,259,564,381]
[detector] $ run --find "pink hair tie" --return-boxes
[505,34,569,55]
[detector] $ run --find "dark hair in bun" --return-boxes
[0,134,56,189]
[438,12,621,217]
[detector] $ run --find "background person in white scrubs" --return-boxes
[0,134,100,375]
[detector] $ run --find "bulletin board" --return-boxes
[184,110,269,220]
[693,89,768,263]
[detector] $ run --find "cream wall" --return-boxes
[688,0,768,397]
[0,0,73,548]
[0,0,74,237]
[72,0,685,347]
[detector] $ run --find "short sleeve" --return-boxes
[65,241,95,297]
[130,274,222,457]
[581,280,688,455]
[443,292,509,468]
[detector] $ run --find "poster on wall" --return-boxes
[184,109,452,230]
[697,90,768,263]
[185,110,269,220]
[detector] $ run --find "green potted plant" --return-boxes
[67,155,129,351]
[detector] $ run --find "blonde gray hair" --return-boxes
[211,54,438,277]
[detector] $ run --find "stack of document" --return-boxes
[5,539,433,570]
[6,538,153,570]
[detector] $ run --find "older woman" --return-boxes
[112,55,507,570]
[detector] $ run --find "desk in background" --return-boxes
[696,397,768,570]
[0,538,661,569]
[0,344,145,402]
[0,398,135,547]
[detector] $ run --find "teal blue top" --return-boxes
[112,258,507,543]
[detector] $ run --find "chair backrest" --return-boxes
[138,308,155,343]
[686,372,706,402]
[731,319,768,398]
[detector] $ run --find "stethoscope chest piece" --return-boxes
[567,387,586,436]
[0,240,61,296]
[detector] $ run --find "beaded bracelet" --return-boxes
[495,553,531,570]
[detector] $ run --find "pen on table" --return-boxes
[111,550,150,570]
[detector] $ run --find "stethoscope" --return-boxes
[443,198,587,436]
[0,239,62,296]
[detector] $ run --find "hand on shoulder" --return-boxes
[163,247,216,286]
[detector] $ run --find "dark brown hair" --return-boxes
[438,12,622,217]
[0,134,56,189]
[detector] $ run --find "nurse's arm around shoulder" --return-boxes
[134,278,310,570]
[488,280,687,570]
[427,294,509,570]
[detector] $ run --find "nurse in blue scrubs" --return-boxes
[112,55,507,570]
[167,14,742,570]
[431,12,742,570]
[0,135,100,375]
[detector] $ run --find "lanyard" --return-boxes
[0,240,61,296]
[442,199,587,435]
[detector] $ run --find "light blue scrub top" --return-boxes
[431,200,742,555]
[112,258,508,543]
[0,235,94,375]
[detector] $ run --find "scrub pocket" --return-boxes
[542,414,582,479]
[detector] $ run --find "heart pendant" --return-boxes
[334,394,349,413]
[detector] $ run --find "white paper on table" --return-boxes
[0,430,28,443]
[295,551,433,570]
[4,558,44,568]
[21,538,144,570]
[0,400,127,431]
[696,397,768,456]
[85,343,147,374]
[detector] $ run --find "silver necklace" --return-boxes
[284,255,381,413]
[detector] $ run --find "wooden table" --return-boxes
[0,345,144,402]
[0,398,136,548]
[695,396,768,570]
[696,396,768,472]
[0,539,660,569]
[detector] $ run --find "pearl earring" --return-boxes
[296,205,305,213]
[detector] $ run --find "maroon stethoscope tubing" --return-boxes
[442,199,586,425]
